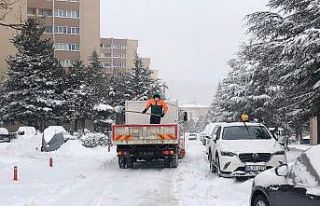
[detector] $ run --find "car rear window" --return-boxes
[222,126,272,140]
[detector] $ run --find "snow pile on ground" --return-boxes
[80,132,110,148]
[0,135,302,206]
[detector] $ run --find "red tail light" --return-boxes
[162,150,175,155]
[117,151,128,156]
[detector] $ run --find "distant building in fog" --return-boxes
[180,104,210,122]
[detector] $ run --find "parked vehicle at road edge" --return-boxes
[250,145,320,206]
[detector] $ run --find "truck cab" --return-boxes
[112,101,186,169]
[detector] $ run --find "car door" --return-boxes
[211,126,221,162]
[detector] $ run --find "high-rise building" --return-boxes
[0,0,100,80]
[100,37,153,76]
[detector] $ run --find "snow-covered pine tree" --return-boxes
[0,18,65,129]
[63,61,88,131]
[106,74,133,106]
[86,50,105,103]
[76,50,106,128]
[247,0,320,131]
[128,55,162,100]
[207,83,232,123]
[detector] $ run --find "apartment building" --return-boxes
[0,0,100,80]
[100,37,155,76]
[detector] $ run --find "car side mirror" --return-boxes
[275,164,288,177]
[183,112,188,122]
[212,135,217,141]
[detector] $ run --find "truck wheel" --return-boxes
[127,157,134,169]
[170,155,178,168]
[118,157,127,169]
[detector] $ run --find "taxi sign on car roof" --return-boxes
[240,113,249,122]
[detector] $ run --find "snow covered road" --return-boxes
[0,137,301,206]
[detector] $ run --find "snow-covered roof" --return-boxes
[222,122,265,127]
[43,126,67,143]
[17,127,36,136]
[202,122,226,136]
[0,128,9,135]
[94,104,113,111]
[306,145,320,175]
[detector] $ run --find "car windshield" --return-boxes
[222,126,272,140]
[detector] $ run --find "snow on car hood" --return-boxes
[220,139,282,154]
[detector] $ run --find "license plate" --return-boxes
[246,165,266,172]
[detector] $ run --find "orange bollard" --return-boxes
[13,166,18,181]
[49,157,53,167]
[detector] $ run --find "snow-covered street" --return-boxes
[0,136,301,206]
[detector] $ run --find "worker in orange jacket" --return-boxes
[142,94,169,124]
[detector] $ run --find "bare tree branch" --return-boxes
[0,0,22,29]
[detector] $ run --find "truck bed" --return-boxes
[112,124,179,145]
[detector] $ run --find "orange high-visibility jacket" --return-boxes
[145,99,169,115]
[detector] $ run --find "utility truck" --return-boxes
[112,101,187,169]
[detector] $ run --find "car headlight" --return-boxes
[273,150,285,156]
[220,151,237,157]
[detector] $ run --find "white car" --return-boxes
[201,122,221,146]
[16,126,37,138]
[186,133,198,141]
[208,122,287,180]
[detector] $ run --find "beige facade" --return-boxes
[0,0,27,81]
[0,0,100,80]
[100,37,158,77]
[100,38,138,75]
[180,105,210,122]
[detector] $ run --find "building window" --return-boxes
[101,53,111,58]
[54,43,80,51]
[103,63,112,68]
[112,44,126,49]
[60,59,76,67]
[38,9,52,17]
[52,26,80,35]
[27,8,37,16]
[54,9,80,19]
[113,53,126,59]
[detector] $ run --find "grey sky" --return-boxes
[101,0,268,105]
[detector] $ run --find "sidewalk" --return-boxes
[288,143,314,152]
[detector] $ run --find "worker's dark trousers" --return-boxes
[150,115,161,124]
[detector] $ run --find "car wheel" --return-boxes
[215,154,221,175]
[253,194,269,206]
[209,154,217,173]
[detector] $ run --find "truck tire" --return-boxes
[118,157,127,169]
[164,155,178,168]
[127,157,134,169]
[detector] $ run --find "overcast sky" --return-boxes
[101,0,268,105]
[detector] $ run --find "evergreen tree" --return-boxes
[63,61,87,131]
[128,55,162,100]
[106,74,132,106]
[0,18,65,129]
